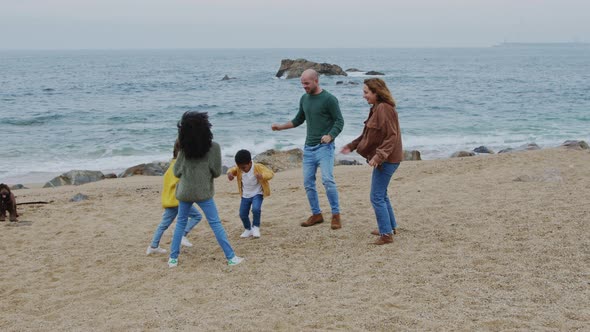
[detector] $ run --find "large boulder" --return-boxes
[119,162,170,178]
[275,59,347,79]
[43,170,105,188]
[451,151,476,158]
[253,149,303,172]
[403,150,422,161]
[499,143,541,154]
[473,146,494,154]
[561,140,589,150]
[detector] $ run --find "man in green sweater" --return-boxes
[271,69,344,229]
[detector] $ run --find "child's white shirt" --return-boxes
[242,166,263,198]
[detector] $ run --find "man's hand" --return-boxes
[320,134,332,144]
[340,146,351,154]
[271,124,281,131]
[368,159,379,167]
[227,173,235,181]
[255,172,263,180]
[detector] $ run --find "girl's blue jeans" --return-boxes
[170,199,235,260]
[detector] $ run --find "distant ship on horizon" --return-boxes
[492,42,590,48]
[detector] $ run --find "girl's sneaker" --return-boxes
[168,258,178,268]
[240,229,252,238]
[181,236,193,247]
[252,226,261,238]
[146,246,167,255]
[228,256,244,266]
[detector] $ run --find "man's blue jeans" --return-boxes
[303,142,340,215]
[170,199,235,260]
[370,162,400,235]
[150,205,202,248]
[239,194,263,230]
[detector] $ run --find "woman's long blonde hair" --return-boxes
[364,78,396,107]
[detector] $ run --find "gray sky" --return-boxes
[1,0,588,49]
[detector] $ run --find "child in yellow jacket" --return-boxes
[146,140,202,255]
[227,149,274,238]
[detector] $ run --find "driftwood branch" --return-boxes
[16,201,52,205]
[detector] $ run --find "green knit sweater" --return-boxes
[173,141,222,202]
[291,90,344,146]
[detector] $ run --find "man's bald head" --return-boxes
[301,69,319,80]
[300,69,321,95]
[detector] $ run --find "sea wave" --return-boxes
[3,114,64,126]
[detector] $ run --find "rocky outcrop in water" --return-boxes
[275,59,347,79]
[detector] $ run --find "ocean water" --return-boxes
[1,47,589,183]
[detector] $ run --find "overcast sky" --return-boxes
[1,0,588,49]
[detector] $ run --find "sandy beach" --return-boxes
[1,147,589,331]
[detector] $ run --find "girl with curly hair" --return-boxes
[168,111,243,267]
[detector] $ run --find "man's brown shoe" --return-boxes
[371,228,396,236]
[373,233,393,245]
[301,213,324,227]
[331,214,341,230]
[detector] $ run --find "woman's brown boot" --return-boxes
[371,229,396,236]
[373,233,393,245]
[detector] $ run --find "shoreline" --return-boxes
[3,139,586,188]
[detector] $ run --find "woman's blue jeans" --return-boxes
[303,142,340,215]
[150,205,202,248]
[370,162,400,235]
[170,199,235,260]
[239,194,263,229]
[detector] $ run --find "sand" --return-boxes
[1,148,589,331]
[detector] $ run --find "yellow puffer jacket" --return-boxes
[227,163,274,197]
[161,159,180,208]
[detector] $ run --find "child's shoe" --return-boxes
[181,236,193,247]
[146,246,167,255]
[252,226,261,238]
[228,256,244,266]
[240,229,252,238]
[168,257,178,268]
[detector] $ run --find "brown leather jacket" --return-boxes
[345,102,403,164]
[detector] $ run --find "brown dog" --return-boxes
[0,183,18,222]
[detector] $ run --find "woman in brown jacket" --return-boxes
[341,78,403,245]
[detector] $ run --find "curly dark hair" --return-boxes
[177,111,213,159]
